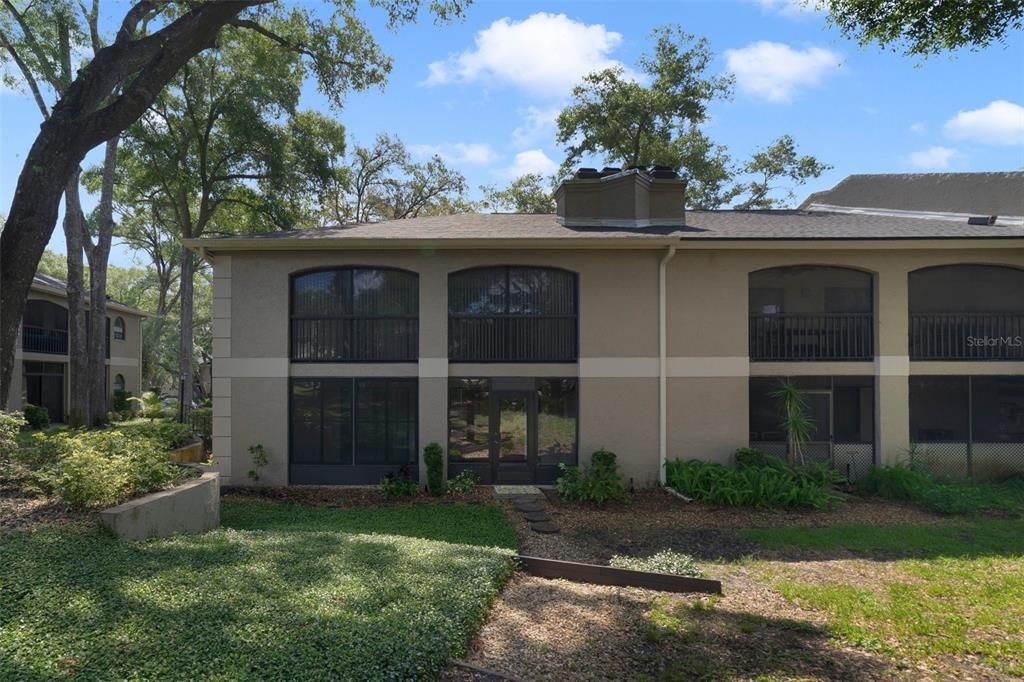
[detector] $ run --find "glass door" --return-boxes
[490,391,536,484]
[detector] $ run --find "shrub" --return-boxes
[556,448,629,504]
[32,430,184,509]
[23,404,49,430]
[610,550,702,577]
[424,442,445,495]
[381,474,418,498]
[446,470,479,496]
[247,444,269,482]
[734,447,787,471]
[0,410,26,461]
[129,391,164,420]
[119,420,196,450]
[861,465,1024,516]
[666,458,840,509]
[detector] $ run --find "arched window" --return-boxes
[448,266,578,362]
[113,373,126,393]
[909,265,1024,360]
[749,266,873,361]
[290,268,418,362]
[113,316,126,341]
[22,300,69,354]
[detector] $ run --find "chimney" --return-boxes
[554,166,687,228]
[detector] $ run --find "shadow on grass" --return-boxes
[475,576,890,681]
[0,525,513,680]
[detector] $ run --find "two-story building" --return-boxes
[5,273,147,422]
[186,169,1024,487]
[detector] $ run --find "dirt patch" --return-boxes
[223,485,495,508]
[0,491,81,532]
[458,573,897,681]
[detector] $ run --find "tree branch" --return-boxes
[0,28,50,118]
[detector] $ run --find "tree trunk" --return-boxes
[84,139,119,425]
[178,250,195,423]
[62,171,91,426]
[0,0,260,407]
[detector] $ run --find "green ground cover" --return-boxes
[0,501,516,681]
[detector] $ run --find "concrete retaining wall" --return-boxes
[98,472,220,541]
[169,440,205,464]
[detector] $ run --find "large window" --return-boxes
[448,267,577,362]
[909,265,1024,360]
[749,266,873,361]
[22,300,68,354]
[291,268,418,362]
[289,378,417,484]
[113,317,126,341]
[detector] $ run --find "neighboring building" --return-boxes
[186,169,1024,487]
[5,273,147,422]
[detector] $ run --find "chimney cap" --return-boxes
[600,166,621,177]
[574,167,600,179]
[649,165,678,179]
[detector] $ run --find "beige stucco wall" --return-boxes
[8,289,146,419]
[211,244,1024,487]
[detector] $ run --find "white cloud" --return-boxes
[906,146,958,169]
[725,41,841,102]
[756,0,825,16]
[505,149,558,178]
[511,106,561,148]
[943,100,1024,146]
[909,122,928,134]
[409,142,499,166]
[421,12,631,97]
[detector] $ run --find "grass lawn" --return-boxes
[743,519,1024,676]
[0,501,516,680]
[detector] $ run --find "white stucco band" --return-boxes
[876,355,911,376]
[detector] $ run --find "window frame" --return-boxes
[113,316,126,341]
[289,267,419,363]
[287,377,419,484]
[447,266,579,363]
[113,373,126,393]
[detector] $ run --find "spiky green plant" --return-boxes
[770,381,814,467]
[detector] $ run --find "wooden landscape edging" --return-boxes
[515,555,723,595]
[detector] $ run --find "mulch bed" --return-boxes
[451,489,973,681]
[222,485,496,508]
[0,490,82,532]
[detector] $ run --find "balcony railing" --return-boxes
[449,315,577,362]
[910,312,1024,360]
[749,313,873,361]
[22,325,68,355]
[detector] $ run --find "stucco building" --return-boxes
[6,273,146,422]
[186,169,1024,487]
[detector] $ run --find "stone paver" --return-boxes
[530,521,560,534]
[522,511,551,522]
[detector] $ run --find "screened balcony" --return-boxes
[909,265,1024,361]
[749,266,874,362]
[22,300,68,355]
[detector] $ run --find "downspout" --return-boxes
[658,244,677,486]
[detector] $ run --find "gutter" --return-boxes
[658,244,676,486]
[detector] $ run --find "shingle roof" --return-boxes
[32,273,147,316]
[800,172,1024,217]
[188,208,1024,247]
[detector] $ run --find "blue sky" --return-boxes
[2,0,1023,269]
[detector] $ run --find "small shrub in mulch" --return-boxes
[610,550,703,577]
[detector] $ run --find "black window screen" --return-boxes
[910,265,1024,314]
[24,300,68,330]
[448,266,577,362]
[971,377,1024,443]
[750,376,873,443]
[291,268,418,362]
[910,376,969,442]
[290,378,416,466]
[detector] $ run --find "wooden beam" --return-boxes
[515,555,722,595]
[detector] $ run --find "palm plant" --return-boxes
[129,391,164,421]
[770,380,814,467]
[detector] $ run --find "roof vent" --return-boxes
[967,215,997,226]
[575,167,600,179]
[649,165,678,179]
[600,166,621,177]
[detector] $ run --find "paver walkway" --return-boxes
[493,487,560,534]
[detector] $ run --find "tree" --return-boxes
[481,174,556,213]
[0,0,467,409]
[733,135,833,210]
[556,25,733,173]
[827,0,1024,56]
[555,24,830,211]
[116,25,354,418]
[329,134,469,224]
